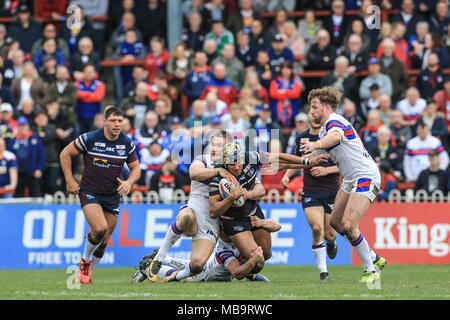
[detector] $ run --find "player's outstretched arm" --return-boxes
[250,216,281,232]
[190,164,237,183]
[227,247,264,280]
[301,131,342,154]
[310,165,339,177]
[60,142,81,195]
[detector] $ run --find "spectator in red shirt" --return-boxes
[200,62,237,106]
[143,36,170,84]
[433,76,450,131]
[376,22,409,67]
[35,0,68,21]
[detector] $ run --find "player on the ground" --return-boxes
[132,216,280,283]
[277,87,387,283]
[60,107,141,284]
[281,113,339,281]
[145,130,235,283]
[208,142,326,275]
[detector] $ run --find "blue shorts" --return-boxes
[302,191,337,214]
[79,187,121,216]
[220,205,265,236]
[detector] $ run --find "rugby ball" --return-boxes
[218,178,245,208]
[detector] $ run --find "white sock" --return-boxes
[175,264,201,281]
[82,235,102,262]
[159,266,176,278]
[312,242,327,273]
[347,233,375,272]
[369,247,377,262]
[90,256,102,273]
[155,222,183,261]
[162,255,189,270]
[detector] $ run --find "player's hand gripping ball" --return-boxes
[218,178,245,207]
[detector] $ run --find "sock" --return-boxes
[82,235,102,262]
[162,255,189,270]
[326,239,336,247]
[90,256,102,273]
[159,266,176,278]
[175,263,201,281]
[155,222,183,261]
[369,247,377,262]
[347,233,375,272]
[312,242,327,273]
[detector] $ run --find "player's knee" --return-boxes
[190,257,207,273]
[91,228,107,243]
[330,218,342,234]
[341,221,357,238]
[177,209,196,231]
[311,224,323,238]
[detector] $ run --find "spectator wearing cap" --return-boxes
[396,87,426,127]
[359,57,393,101]
[359,110,397,150]
[7,3,43,54]
[305,29,336,72]
[269,61,301,127]
[120,81,153,130]
[139,140,170,187]
[433,76,450,131]
[212,43,245,90]
[361,83,382,118]
[44,65,78,125]
[38,55,58,85]
[7,116,46,197]
[322,0,350,49]
[0,73,16,107]
[204,20,234,56]
[150,155,187,201]
[285,112,308,155]
[11,61,46,109]
[57,5,97,56]
[249,19,272,51]
[226,0,261,36]
[420,100,448,144]
[0,136,17,198]
[32,111,59,195]
[268,33,294,74]
[143,36,170,84]
[70,36,102,82]
[341,34,369,75]
[250,103,284,151]
[342,100,365,133]
[31,23,70,62]
[210,115,223,130]
[403,121,449,182]
[416,53,446,100]
[183,51,213,106]
[223,103,251,148]
[378,37,409,103]
[414,150,449,195]
[74,64,105,134]
[429,1,450,36]
[321,56,359,104]
[200,62,238,106]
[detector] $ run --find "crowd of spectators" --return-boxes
[0,0,449,200]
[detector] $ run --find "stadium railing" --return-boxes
[1,188,447,204]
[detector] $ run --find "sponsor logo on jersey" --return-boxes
[117,150,126,156]
[95,142,106,147]
[116,145,126,149]
[233,225,244,232]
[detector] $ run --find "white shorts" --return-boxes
[182,197,219,243]
[340,173,381,202]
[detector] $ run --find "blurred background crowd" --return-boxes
[0,0,449,200]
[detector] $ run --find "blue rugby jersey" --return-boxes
[73,129,138,194]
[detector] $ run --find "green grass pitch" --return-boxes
[0,265,448,300]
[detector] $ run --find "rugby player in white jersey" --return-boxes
[277,87,387,283]
[133,216,280,283]
[133,130,236,283]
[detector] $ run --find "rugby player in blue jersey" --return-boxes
[60,107,141,284]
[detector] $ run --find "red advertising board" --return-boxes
[352,203,450,265]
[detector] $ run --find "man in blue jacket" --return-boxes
[8,117,46,197]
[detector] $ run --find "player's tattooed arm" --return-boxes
[250,216,282,232]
